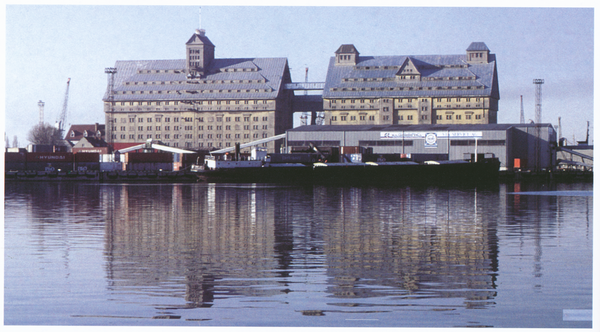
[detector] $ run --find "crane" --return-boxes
[55,78,71,133]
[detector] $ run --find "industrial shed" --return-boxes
[285,123,556,171]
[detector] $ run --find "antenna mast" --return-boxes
[519,95,524,124]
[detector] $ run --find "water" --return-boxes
[4,181,593,328]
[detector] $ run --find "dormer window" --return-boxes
[70,131,75,138]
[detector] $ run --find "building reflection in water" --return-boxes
[313,186,500,309]
[99,183,507,310]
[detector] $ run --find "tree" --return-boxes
[27,123,64,146]
[12,135,18,148]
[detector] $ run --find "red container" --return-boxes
[26,152,73,162]
[75,153,100,163]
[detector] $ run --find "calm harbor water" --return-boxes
[4,180,593,328]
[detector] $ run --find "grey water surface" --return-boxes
[4,181,593,327]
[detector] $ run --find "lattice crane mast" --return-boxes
[56,78,71,132]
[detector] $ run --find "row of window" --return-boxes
[115,124,269,132]
[116,116,269,124]
[328,113,484,122]
[113,99,271,106]
[114,133,269,140]
[330,85,484,92]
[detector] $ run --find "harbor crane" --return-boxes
[55,78,71,133]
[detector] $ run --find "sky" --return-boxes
[3,4,595,147]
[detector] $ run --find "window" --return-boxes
[253,117,259,121]
[369,115,375,121]
[476,114,482,119]
[446,115,452,120]
[331,116,337,121]
[147,118,152,123]
[359,115,366,121]
[156,126,161,131]
[138,126,143,131]
[466,115,472,120]
[456,115,462,120]
[129,118,135,123]
[383,115,390,121]
[383,107,389,112]
[407,115,413,120]
[341,116,347,121]
[350,116,356,121]
[138,118,143,123]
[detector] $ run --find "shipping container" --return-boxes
[26,152,74,162]
[5,152,26,162]
[126,152,173,163]
[268,153,319,164]
[74,153,100,163]
[126,162,173,171]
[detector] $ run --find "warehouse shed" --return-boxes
[285,123,556,171]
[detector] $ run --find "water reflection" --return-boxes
[4,181,591,327]
[97,183,503,310]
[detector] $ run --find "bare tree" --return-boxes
[12,135,18,148]
[27,123,64,146]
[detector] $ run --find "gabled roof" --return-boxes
[396,57,421,76]
[65,124,105,141]
[73,136,108,149]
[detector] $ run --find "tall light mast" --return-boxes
[38,100,45,124]
[533,79,544,171]
[105,67,117,145]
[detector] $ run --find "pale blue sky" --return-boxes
[3,5,594,146]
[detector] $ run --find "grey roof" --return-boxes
[467,42,490,52]
[323,49,498,100]
[288,123,554,133]
[103,57,290,102]
[186,32,215,47]
[336,44,359,54]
